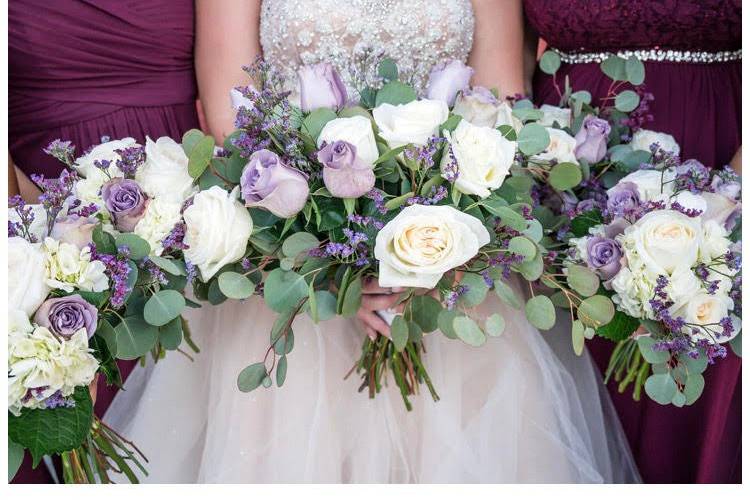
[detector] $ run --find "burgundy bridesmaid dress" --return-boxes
[9,0,199,482]
[526,0,741,484]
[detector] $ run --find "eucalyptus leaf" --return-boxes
[508,236,537,262]
[8,440,24,482]
[187,135,216,179]
[148,255,185,276]
[408,295,442,333]
[115,316,158,359]
[391,315,409,352]
[375,81,417,106]
[302,108,337,142]
[485,314,506,337]
[517,123,551,156]
[683,373,705,405]
[494,279,522,309]
[516,252,544,281]
[114,233,151,260]
[276,356,288,387]
[566,264,600,297]
[282,232,320,258]
[453,316,486,347]
[237,362,267,392]
[218,271,256,299]
[600,56,627,82]
[637,336,670,364]
[615,90,640,113]
[457,273,489,307]
[182,129,205,155]
[577,295,615,328]
[437,309,459,339]
[548,162,583,191]
[572,319,585,356]
[312,290,337,322]
[625,56,645,85]
[341,276,363,317]
[378,58,399,81]
[644,373,678,405]
[159,317,183,351]
[144,290,186,327]
[264,269,308,313]
[539,50,561,75]
[525,295,556,330]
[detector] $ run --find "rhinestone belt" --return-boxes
[551,47,742,64]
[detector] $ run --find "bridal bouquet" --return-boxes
[7,137,199,482]
[182,58,553,410]
[516,52,742,406]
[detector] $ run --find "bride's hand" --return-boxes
[356,278,405,340]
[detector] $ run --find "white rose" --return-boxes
[133,198,183,256]
[453,93,499,128]
[698,219,731,263]
[372,99,449,149]
[539,104,572,128]
[8,327,99,415]
[494,101,523,131]
[615,169,676,202]
[43,238,108,292]
[441,119,516,198]
[676,292,737,343]
[183,186,252,281]
[73,138,137,179]
[374,204,490,288]
[623,209,702,275]
[630,129,680,155]
[8,237,51,316]
[136,136,197,203]
[672,190,707,214]
[665,268,703,312]
[533,128,578,164]
[317,116,379,166]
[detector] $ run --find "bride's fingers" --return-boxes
[356,309,392,338]
[362,277,404,295]
[361,293,403,312]
[363,325,377,341]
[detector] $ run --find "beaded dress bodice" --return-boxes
[260,0,475,98]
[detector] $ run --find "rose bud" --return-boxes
[101,178,149,232]
[240,149,309,218]
[574,115,611,163]
[317,141,376,198]
[606,181,641,216]
[298,62,347,112]
[425,60,473,107]
[34,294,98,339]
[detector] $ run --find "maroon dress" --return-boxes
[9,0,199,482]
[526,0,741,484]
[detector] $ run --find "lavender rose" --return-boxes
[101,178,149,232]
[317,141,376,198]
[574,115,611,163]
[606,181,641,216]
[50,215,97,249]
[585,236,623,280]
[34,294,98,339]
[298,63,347,112]
[240,149,309,218]
[426,60,473,107]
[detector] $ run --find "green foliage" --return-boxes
[159,317,183,351]
[114,316,158,359]
[577,294,615,328]
[625,56,645,85]
[539,51,561,75]
[508,236,537,262]
[264,269,308,313]
[453,316,486,347]
[636,336,670,364]
[144,290,186,327]
[571,320,585,356]
[391,315,409,352]
[375,81,418,106]
[437,309,459,339]
[548,162,583,191]
[570,209,604,237]
[92,225,116,255]
[8,387,93,466]
[525,295,556,330]
[114,233,151,261]
[187,135,216,179]
[237,363,268,392]
[614,90,640,112]
[566,264,600,297]
[148,255,185,276]
[600,56,627,81]
[276,356,288,387]
[281,232,320,258]
[302,108,337,142]
[644,373,678,405]
[8,440,24,481]
[218,271,256,299]
[457,273,489,307]
[595,310,640,341]
[378,58,399,81]
[406,295,442,333]
[340,276,363,317]
[485,314,506,337]
[517,123,551,155]
[494,279,522,309]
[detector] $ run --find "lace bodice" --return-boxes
[260,0,475,99]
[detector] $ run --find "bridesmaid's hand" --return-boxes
[356,278,405,340]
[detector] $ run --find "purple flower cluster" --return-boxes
[43,139,76,167]
[161,222,189,252]
[8,195,37,242]
[620,89,654,132]
[142,257,168,285]
[347,214,384,230]
[406,185,448,206]
[442,145,460,182]
[444,285,468,310]
[88,244,132,309]
[31,170,79,235]
[42,390,76,410]
[404,136,446,170]
[309,227,372,267]
[365,189,388,214]
[115,145,146,177]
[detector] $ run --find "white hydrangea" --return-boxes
[8,327,99,415]
[43,238,108,292]
[133,198,183,256]
[610,234,658,319]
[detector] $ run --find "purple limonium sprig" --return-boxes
[406,185,448,206]
[620,88,654,132]
[8,194,37,242]
[42,390,76,410]
[185,261,198,284]
[669,201,703,218]
[404,136,445,170]
[115,145,146,177]
[442,145,460,182]
[89,244,132,309]
[31,170,79,235]
[43,139,76,167]
[444,285,468,310]
[365,189,388,214]
[347,214,384,230]
[161,222,189,252]
[142,257,168,285]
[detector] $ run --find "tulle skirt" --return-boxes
[105,278,640,483]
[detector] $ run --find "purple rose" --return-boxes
[574,115,611,164]
[585,236,623,280]
[576,198,598,214]
[298,63,347,112]
[240,149,309,218]
[606,181,641,216]
[101,178,149,232]
[426,60,473,106]
[603,217,630,238]
[50,215,97,249]
[317,141,376,198]
[34,294,98,339]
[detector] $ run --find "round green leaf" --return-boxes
[523,219,544,242]
[637,336,670,364]
[566,264,600,297]
[341,276,363,317]
[114,316,158,360]
[678,352,709,375]
[262,375,272,388]
[144,290,186,327]
[408,295,442,333]
[518,123,551,156]
[391,315,409,352]
[187,135,216,178]
[458,273,489,307]
[625,56,645,85]
[485,314,506,337]
[437,309,459,339]
[453,316,486,347]
[600,56,627,82]
[548,162,583,191]
[493,206,528,231]
[375,81,418,107]
[671,391,687,407]
[571,319,585,356]
[218,271,256,299]
[159,317,183,351]
[577,295,615,328]
[525,295,556,330]
[378,58,399,81]
[282,232,320,258]
[570,90,592,105]
[182,129,205,155]
[312,290,337,322]
[508,236,537,262]
[644,373,678,405]
[264,269,308,313]
[114,233,151,260]
[516,252,544,281]
[494,280,522,309]
[237,362,267,392]
[683,373,705,405]
[8,441,24,482]
[148,255,185,276]
[302,108,337,141]
[614,90,640,113]
[539,50,561,75]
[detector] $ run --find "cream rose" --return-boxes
[8,237,51,316]
[677,292,738,342]
[453,92,498,128]
[317,116,379,166]
[372,99,449,149]
[616,168,675,202]
[374,204,490,288]
[698,219,731,263]
[441,119,516,198]
[539,104,572,128]
[664,268,703,312]
[623,209,702,275]
[43,238,108,292]
[533,128,578,164]
[136,136,197,203]
[183,186,252,281]
[630,129,680,155]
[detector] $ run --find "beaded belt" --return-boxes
[551,47,742,64]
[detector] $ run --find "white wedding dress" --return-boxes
[105,0,640,483]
